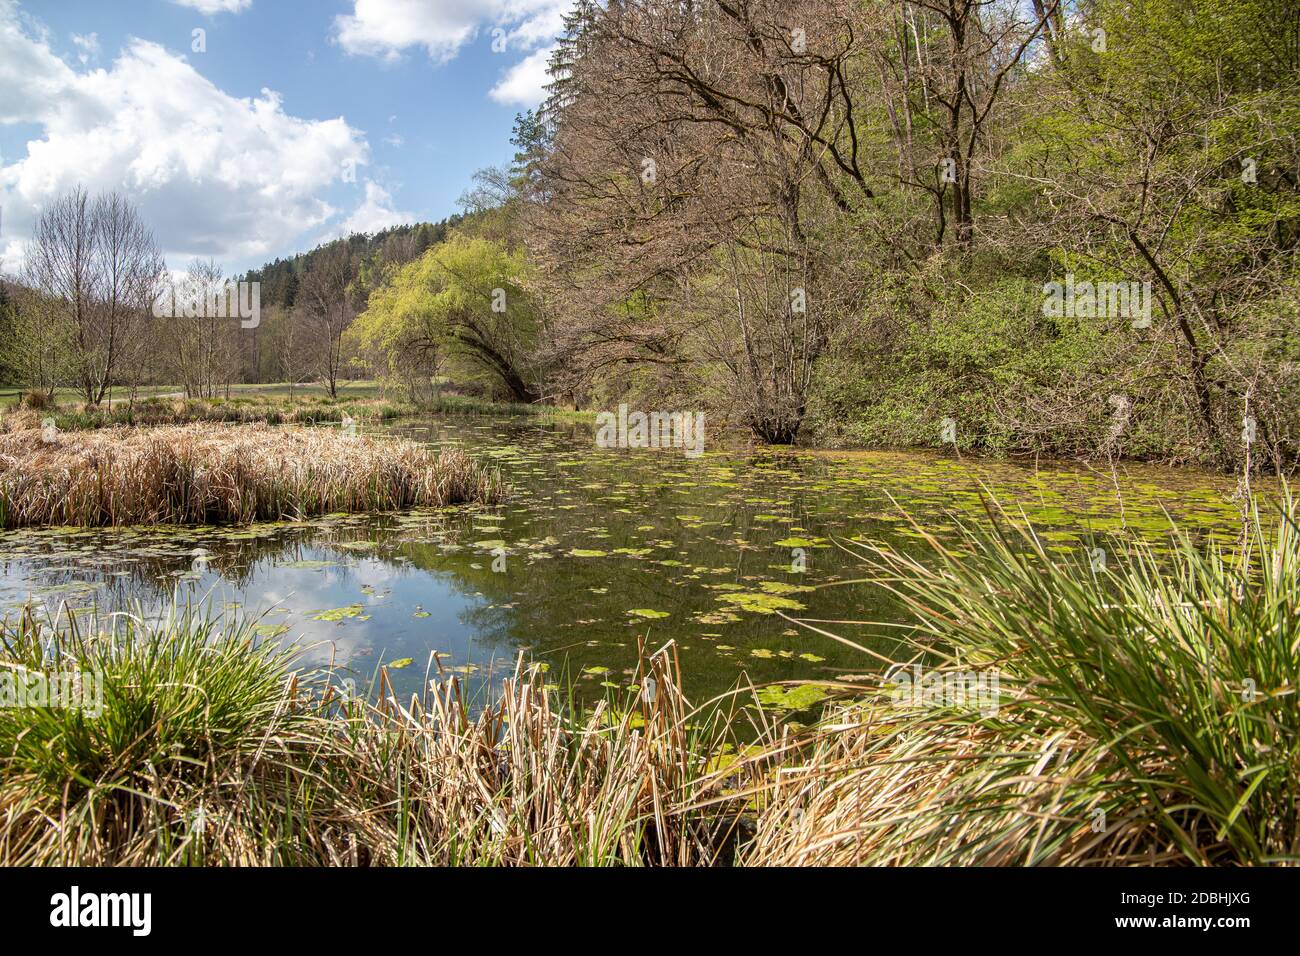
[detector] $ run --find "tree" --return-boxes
[1,283,75,399]
[529,0,878,440]
[1017,0,1300,468]
[297,240,360,397]
[870,1,1060,248]
[158,260,243,399]
[350,235,541,403]
[22,187,163,405]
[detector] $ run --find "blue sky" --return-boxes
[0,0,567,274]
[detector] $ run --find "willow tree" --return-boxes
[349,235,542,404]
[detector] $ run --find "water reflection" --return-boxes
[0,417,1245,706]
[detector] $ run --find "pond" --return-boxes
[0,416,1248,713]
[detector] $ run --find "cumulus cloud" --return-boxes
[335,0,567,74]
[168,0,252,14]
[489,43,555,106]
[0,240,23,277]
[0,2,369,272]
[333,180,414,237]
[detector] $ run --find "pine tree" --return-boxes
[540,0,601,123]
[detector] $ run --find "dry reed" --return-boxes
[0,421,503,527]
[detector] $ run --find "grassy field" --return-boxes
[188,380,388,401]
[0,384,179,408]
[0,381,387,408]
[0,381,590,424]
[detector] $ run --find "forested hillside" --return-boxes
[493,0,1298,470]
[4,1,1296,472]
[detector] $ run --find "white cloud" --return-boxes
[334,0,567,65]
[334,180,414,237]
[70,32,98,65]
[0,239,24,276]
[0,2,370,271]
[489,43,554,106]
[168,0,252,14]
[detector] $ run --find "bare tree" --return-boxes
[872,1,1059,247]
[298,242,359,397]
[530,0,874,440]
[160,259,242,399]
[23,187,163,405]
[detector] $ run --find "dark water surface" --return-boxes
[0,416,1245,710]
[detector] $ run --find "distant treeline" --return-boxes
[240,219,461,311]
[0,205,470,404]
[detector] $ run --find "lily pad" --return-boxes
[310,604,366,622]
[755,684,829,711]
[627,608,670,620]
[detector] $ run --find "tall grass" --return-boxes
[0,608,762,866]
[0,422,503,527]
[0,604,300,864]
[749,495,1300,866]
[3,498,1293,866]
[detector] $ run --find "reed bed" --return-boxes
[0,607,762,866]
[748,495,1300,866]
[0,421,503,527]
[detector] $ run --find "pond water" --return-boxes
[0,416,1247,712]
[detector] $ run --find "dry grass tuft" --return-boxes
[0,421,503,527]
[309,649,762,866]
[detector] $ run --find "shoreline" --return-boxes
[3,390,1287,487]
[3,496,1293,866]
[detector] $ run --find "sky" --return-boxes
[0,0,570,276]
